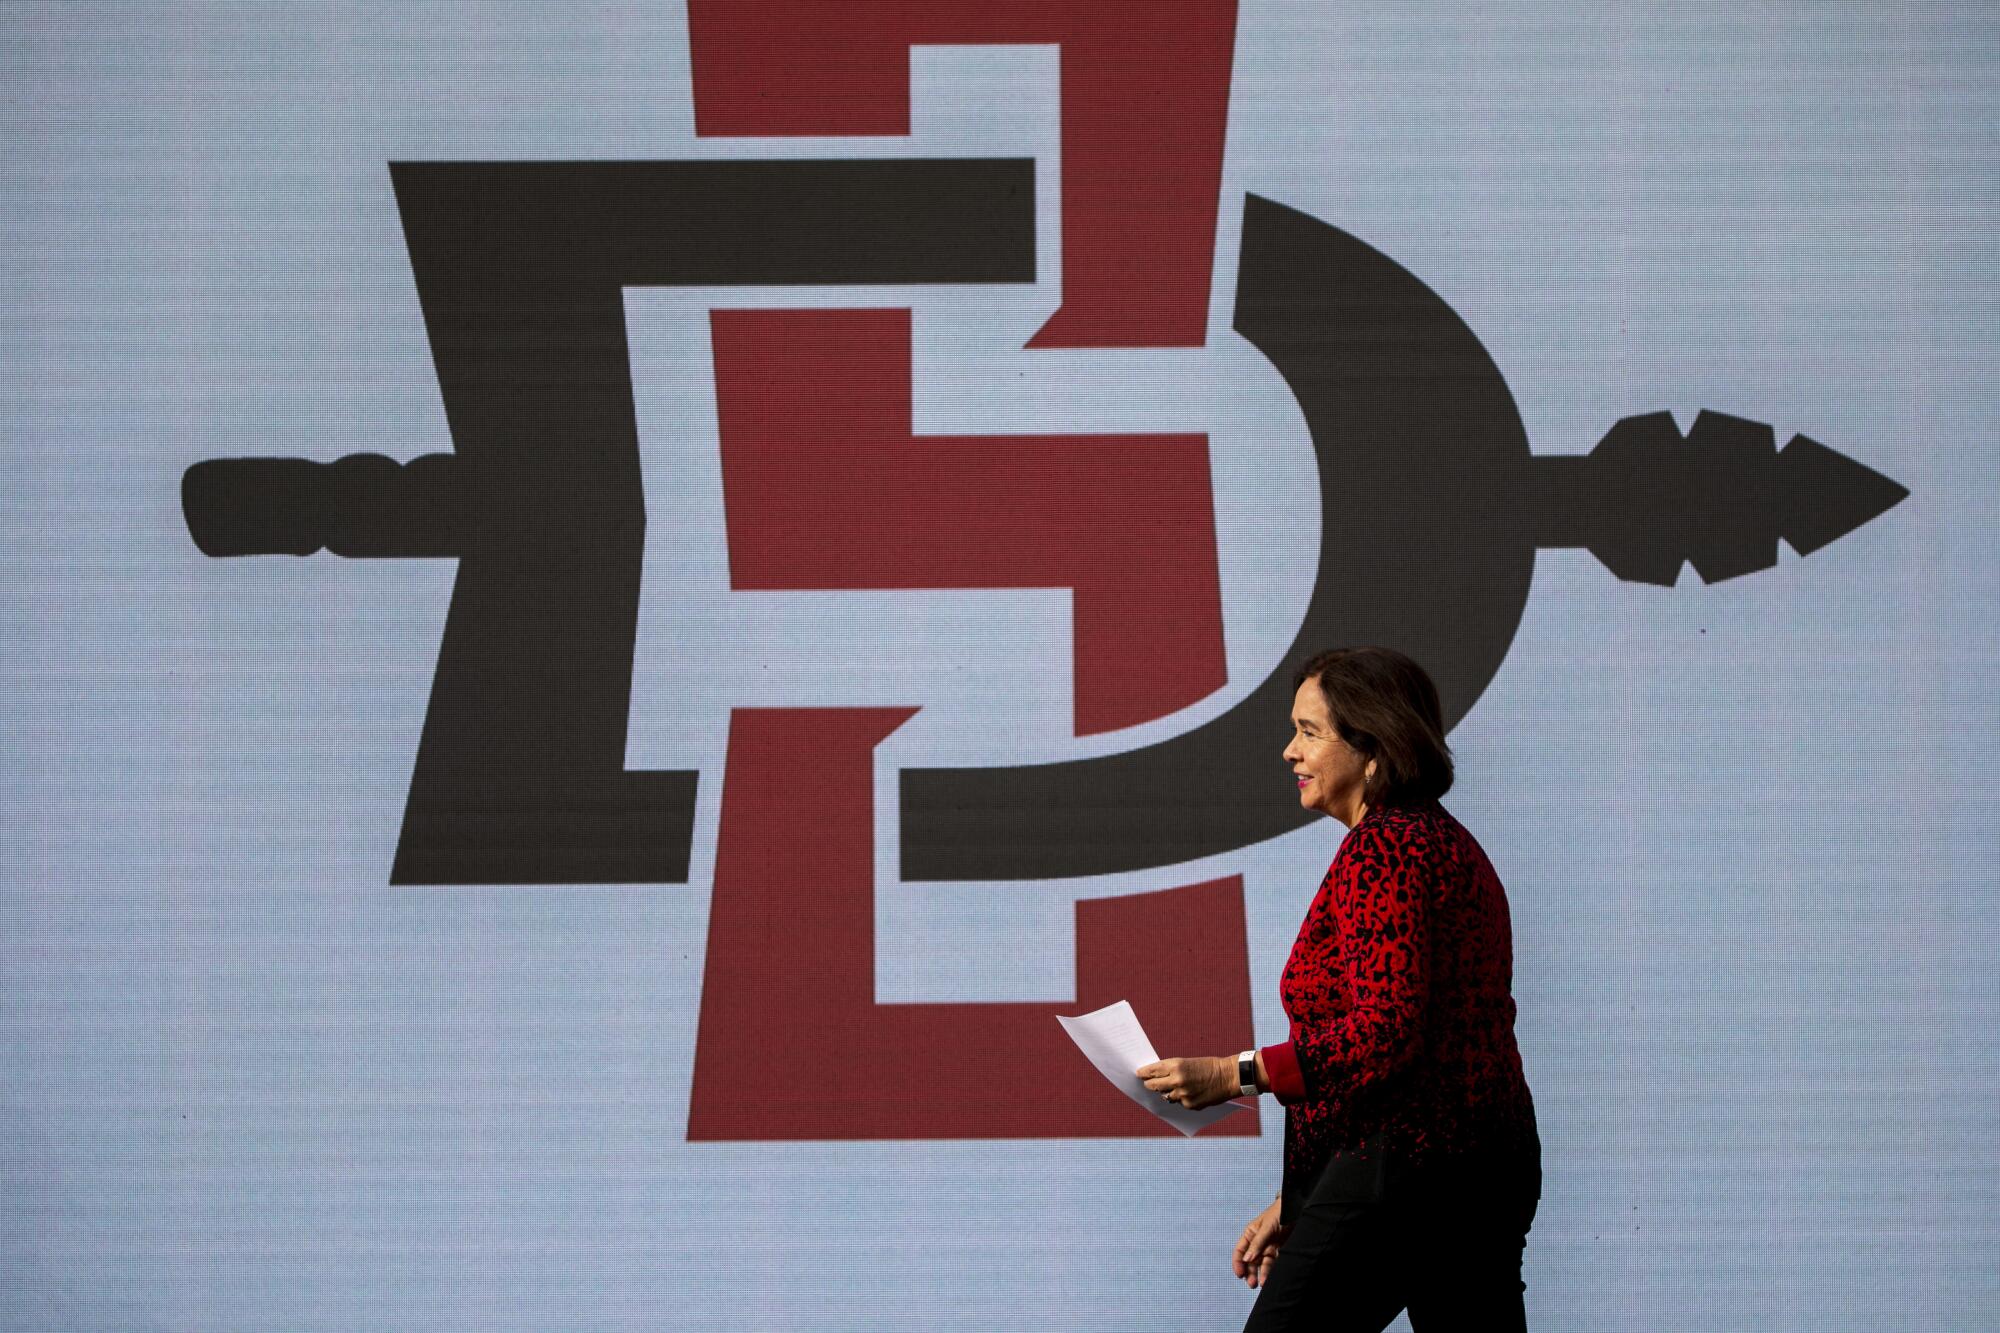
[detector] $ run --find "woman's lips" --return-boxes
[1296,775,1311,787]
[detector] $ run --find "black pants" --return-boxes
[1242,1135,1541,1332]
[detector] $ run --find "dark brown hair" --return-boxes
[1293,647,1454,805]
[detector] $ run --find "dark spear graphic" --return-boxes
[183,184,1909,884]
[185,410,1904,583]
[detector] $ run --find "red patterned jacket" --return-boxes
[1259,800,1536,1219]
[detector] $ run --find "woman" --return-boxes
[1138,647,1540,1331]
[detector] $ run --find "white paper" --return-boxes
[1056,1000,1248,1137]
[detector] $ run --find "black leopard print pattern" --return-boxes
[1267,801,1537,1212]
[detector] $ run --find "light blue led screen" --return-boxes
[3,3,1997,1329]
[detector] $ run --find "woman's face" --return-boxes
[1284,677,1372,825]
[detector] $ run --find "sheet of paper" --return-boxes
[1056,1000,1247,1137]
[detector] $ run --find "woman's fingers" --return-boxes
[1243,1237,1279,1287]
[1234,1208,1276,1278]
[1237,1199,1286,1288]
[1149,1054,1256,1108]
[1138,1056,1216,1102]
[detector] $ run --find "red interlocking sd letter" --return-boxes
[683,2,1257,1140]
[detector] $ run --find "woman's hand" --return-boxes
[1232,1198,1288,1289]
[1135,1055,1238,1111]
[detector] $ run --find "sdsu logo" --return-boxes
[182,4,1905,1140]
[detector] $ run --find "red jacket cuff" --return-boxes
[1259,1041,1306,1103]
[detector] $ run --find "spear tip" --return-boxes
[1777,433,1911,557]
